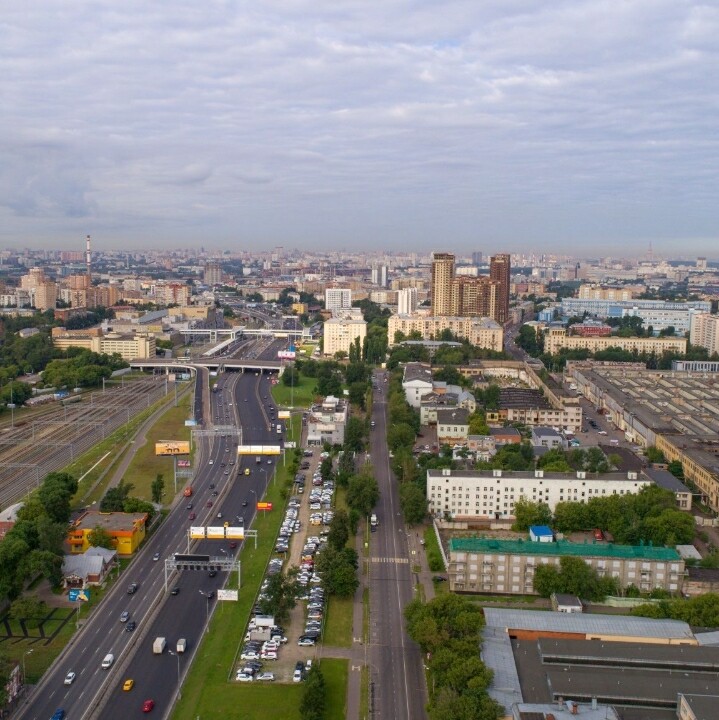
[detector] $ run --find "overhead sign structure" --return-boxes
[174,553,210,562]
[218,589,239,601]
[277,410,291,420]
[225,526,245,539]
[190,526,245,540]
[189,527,207,539]
[155,441,191,456]
[206,526,226,539]
[237,445,282,456]
[257,502,273,511]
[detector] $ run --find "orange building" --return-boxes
[67,510,148,555]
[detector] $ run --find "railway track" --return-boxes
[0,375,171,509]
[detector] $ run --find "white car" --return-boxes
[293,669,304,682]
[260,651,278,660]
[597,430,608,435]
[64,671,76,685]
[236,673,254,682]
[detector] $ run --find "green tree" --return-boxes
[282,366,300,386]
[346,469,379,517]
[9,596,48,629]
[151,474,165,504]
[327,509,350,550]
[468,412,489,435]
[315,546,359,597]
[100,481,134,512]
[645,446,666,463]
[87,526,115,549]
[300,666,326,720]
[399,482,427,525]
[344,416,366,452]
[256,569,301,623]
[511,498,552,532]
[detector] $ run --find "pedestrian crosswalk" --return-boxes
[370,556,409,564]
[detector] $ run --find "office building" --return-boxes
[430,252,455,316]
[561,297,711,320]
[371,263,388,288]
[324,287,352,315]
[471,251,483,266]
[51,328,156,360]
[544,327,687,355]
[690,312,719,356]
[397,287,418,315]
[489,253,511,324]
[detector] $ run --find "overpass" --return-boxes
[130,358,284,373]
[178,325,312,342]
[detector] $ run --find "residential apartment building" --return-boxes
[578,284,636,301]
[427,468,650,520]
[322,314,366,356]
[324,287,352,315]
[431,252,455,315]
[397,287,418,315]
[447,537,684,594]
[544,327,687,356]
[204,261,223,286]
[388,314,503,350]
[490,254,511,324]
[450,276,497,318]
[306,395,349,445]
[689,312,719,356]
[51,327,155,360]
[371,264,388,288]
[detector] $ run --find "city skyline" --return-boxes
[1,2,717,254]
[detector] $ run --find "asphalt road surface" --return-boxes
[18,365,281,720]
[368,370,427,720]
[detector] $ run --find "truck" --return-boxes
[153,637,166,654]
[183,486,193,497]
[176,638,187,653]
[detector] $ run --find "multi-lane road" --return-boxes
[368,370,426,720]
[18,346,283,720]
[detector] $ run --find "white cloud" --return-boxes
[0,0,716,254]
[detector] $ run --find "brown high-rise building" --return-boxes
[431,252,455,316]
[450,276,497,318]
[490,254,511,324]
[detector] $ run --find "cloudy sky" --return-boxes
[1,1,717,255]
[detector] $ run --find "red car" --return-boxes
[229,541,237,549]
[206,500,213,508]
[189,512,196,520]
[143,699,155,713]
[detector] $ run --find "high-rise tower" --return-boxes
[431,252,455,316]
[489,253,511,324]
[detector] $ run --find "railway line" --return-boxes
[0,375,171,508]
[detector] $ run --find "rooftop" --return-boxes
[436,408,469,424]
[427,468,644,483]
[642,466,692,493]
[72,510,148,532]
[450,537,681,561]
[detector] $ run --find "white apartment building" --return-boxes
[306,395,349,445]
[324,288,352,315]
[323,315,367,357]
[690,312,719,356]
[397,287,418,315]
[426,468,650,520]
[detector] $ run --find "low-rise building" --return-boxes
[306,395,349,446]
[51,327,155,360]
[436,408,469,445]
[488,427,522,445]
[401,363,433,408]
[67,510,148,555]
[531,426,566,450]
[447,536,684,594]
[62,547,117,588]
[683,567,719,598]
[642,467,693,510]
[427,468,650,520]
[544,327,687,355]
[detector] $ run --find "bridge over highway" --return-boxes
[178,325,312,341]
[130,358,285,373]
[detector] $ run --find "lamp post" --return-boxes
[22,649,33,687]
[199,590,210,629]
[168,650,181,696]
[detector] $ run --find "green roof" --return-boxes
[449,537,680,561]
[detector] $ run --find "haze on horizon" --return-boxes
[1,1,717,256]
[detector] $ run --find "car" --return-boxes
[256,672,275,681]
[267,459,272,464]
[186,503,193,510]
[189,512,196,520]
[209,460,214,465]
[142,699,155,713]
[171,586,180,595]
[293,669,303,682]
[126,621,137,632]
[236,673,254,682]
[152,552,160,561]
[209,483,216,489]
[597,430,608,435]
[207,500,213,507]
[432,575,447,582]
[123,678,134,691]
[298,638,316,646]
[242,500,248,507]
[217,512,223,518]
[244,468,250,475]
[212,490,218,496]
[63,671,76,685]
[51,711,65,720]
[208,569,217,578]
[120,611,130,623]
[127,582,138,594]
[260,651,278,660]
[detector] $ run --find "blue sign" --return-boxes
[68,589,91,602]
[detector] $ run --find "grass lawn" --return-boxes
[423,526,445,573]
[271,375,317,408]
[172,419,303,720]
[119,395,193,501]
[321,658,349,720]
[323,595,353,647]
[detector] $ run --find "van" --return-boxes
[101,653,114,669]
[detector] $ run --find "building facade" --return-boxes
[324,287,352,315]
[447,537,684,594]
[544,328,687,356]
[388,314,503,349]
[490,254,511,324]
[322,315,367,356]
[67,510,148,555]
[431,252,455,316]
[306,396,349,445]
[397,287,419,315]
[689,312,719,356]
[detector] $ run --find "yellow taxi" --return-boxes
[123,679,134,691]
[244,468,250,476]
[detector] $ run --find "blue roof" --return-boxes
[529,525,553,536]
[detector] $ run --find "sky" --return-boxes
[1,1,718,256]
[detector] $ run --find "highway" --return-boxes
[368,370,427,720]
[18,345,284,720]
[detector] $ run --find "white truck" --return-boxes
[176,638,187,653]
[153,637,166,654]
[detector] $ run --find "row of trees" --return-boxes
[42,349,129,389]
[0,472,78,601]
[534,556,619,601]
[631,593,719,627]
[405,594,502,720]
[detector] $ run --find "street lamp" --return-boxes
[199,590,210,627]
[168,649,181,693]
[22,649,33,686]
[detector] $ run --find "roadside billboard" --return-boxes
[218,589,239,601]
[155,441,190,456]
[177,459,191,468]
[277,410,291,419]
[257,502,273,511]
[68,589,90,602]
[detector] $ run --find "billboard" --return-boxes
[218,589,239,601]
[277,410,291,420]
[225,526,245,539]
[257,502,273,511]
[278,349,296,359]
[177,459,191,468]
[206,526,226,539]
[68,589,91,602]
[155,441,190,456]
[189,527,207,539]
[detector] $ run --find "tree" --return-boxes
[344,416,366,452]
[327,509,350,550]
[87,526,115,549]
[400,483,427,525]
[100,481,134,512]
[468,412,489,435]
[9,597,48,629]
[151,474,165,504]
[346,470,379,517]
[533,556,618,601]
[315,546,359,597]
[256,569,301,623]
[645,446,666,463]
[282,366,300,386]
[300,666,326,720]
[348,380,368,409]
[511,498,552,532]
